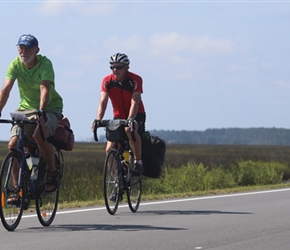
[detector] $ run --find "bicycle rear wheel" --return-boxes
[0,151,25,231]
[104,149,121,215]
[35,154,60,226]
[127,175,142,212]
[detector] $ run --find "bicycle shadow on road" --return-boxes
[21,223,187,232]
[139,210,253,215]
[20,210,252,233]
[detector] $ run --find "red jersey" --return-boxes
[101,71,145,119]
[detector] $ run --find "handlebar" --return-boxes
[93,119,135,142]
[0,115,45,143]
[0,118,38,126]
[0,119,15,124]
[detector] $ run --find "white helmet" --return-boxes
[110,53,130,65]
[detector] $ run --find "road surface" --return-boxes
[1,188,289,250]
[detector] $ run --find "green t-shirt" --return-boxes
[6,55,63,113]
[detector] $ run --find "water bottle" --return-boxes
[26,153,33,171]
[30,156,39,181]
[123,150,130,166]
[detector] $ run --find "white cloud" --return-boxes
[35,1,116,15]
[104,34,144,52]
[150,32,235,57]
[101,32,235,68]
[35,1,67,15]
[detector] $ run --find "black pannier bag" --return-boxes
[142,131,166,178]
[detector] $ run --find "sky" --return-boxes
[0,0,289,142]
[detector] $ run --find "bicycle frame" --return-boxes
[15,122,32,194]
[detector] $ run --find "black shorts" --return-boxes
[135,113,146,135]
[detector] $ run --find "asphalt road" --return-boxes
[1,188,290,250]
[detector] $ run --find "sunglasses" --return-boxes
[110,65,125,70]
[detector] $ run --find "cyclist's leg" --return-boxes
[125,113,146,175]
[33,111,62,192]
[126,113,146,159]
[125,123,142,160]
[33,112,57,171]
[7,114,36,202]
[105,140,114,154]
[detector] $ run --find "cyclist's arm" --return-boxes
[128,91,141,119]
[0,78,15,113]
[39,80,51,110]
[97,91,109,120]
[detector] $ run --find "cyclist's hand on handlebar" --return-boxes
[37,110,47,123]
[127,117,135,127]
[127,117,135,132]
[127,117,135,125]
[92,119,101,131]
[127,117,135,123]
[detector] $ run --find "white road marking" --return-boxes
[21,188,290,219]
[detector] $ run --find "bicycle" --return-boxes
[93,119,142,215]
[0,112,64,231]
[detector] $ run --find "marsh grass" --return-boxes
[1,141,290,208]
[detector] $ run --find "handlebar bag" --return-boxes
[105,120,126,142]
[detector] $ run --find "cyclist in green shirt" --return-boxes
[0,34,63,196]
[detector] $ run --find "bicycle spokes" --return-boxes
[127,176,142,212]
[35,155,60,227]
[0,152,24,231]
[104,150,120,215]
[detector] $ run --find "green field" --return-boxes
[0,142,290,209]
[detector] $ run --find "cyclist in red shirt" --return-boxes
[94,53,146,176]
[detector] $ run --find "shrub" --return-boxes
[234,161,283,186]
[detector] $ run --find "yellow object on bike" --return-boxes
[123,150,130,164]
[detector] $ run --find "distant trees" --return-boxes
[150,128,290,145]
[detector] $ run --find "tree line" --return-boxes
[149,128,290,145]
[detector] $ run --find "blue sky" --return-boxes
[0,1,289,141]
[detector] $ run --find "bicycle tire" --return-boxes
[127,175,142,212]
[35,153,61,226]
[0,151,25,231]
[103,149,121,215]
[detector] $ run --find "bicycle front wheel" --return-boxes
[0,151,24,231]
[35,156,59,227]
[103,149,121,215]
[127,175,142,212]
